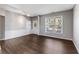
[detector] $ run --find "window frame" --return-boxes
[45,16,63,34]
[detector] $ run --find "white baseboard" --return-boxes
[5,30,31,40]
[38,34,72,41]
[72,40,79,53]
[0,39,4,40]
[4,30,72,41]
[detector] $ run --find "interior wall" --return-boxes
[0,7,73,41]
[0,9,5,16]
[73,4,79,53]
[5,11,26,31]
[5,11,31,39]
[0,8,31,40]
[39,9,73,40]
[0,16,5,39]
[31,16,39,34]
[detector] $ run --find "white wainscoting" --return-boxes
[5,29,31,40]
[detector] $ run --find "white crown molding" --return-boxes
[0,4,75,17]
[0,4,25,15]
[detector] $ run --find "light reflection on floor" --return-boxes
[43,39,68,54]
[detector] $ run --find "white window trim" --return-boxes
[45,16,63,34]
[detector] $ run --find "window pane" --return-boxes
[45,16,63,34]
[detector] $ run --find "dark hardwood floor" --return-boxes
[0,34,78,54]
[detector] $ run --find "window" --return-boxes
[45,16,63,34]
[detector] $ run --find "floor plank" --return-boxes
[0,34,78,54]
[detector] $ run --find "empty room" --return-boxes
[0,4,79,54]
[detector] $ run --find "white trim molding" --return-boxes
[5,29,31,40]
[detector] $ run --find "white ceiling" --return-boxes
[0,4,74,17]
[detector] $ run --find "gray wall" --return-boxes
[73,4,79,53]
[0,7,73,41]
[0,9,5,16]
[0,16,5,39]
[5,11,31,39]
[5,11,27,31]
[0,9,31,39]
[31,16,39,34]
[39,9,73,40]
